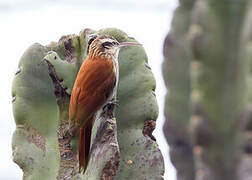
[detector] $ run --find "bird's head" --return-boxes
[87,35,141,59]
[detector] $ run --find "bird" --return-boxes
[68,35,140,173]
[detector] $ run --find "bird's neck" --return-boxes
[89,54,115,61]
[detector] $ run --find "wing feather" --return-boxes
[69,57,116,127]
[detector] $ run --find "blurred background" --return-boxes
[0,0,178,179]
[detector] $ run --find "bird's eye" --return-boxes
[112,41,119,45]
[102,41,113,48]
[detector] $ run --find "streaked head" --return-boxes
[87,35,141,59]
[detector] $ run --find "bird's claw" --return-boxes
[102,99,119,118]
[103,99,119,111]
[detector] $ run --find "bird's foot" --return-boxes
[103,99,119,110]
[103,99,119,118]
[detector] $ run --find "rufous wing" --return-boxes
[69,56,116,128]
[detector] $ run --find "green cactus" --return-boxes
[163,1,252,180]
[12,28,164,179]
[162,1,196,180]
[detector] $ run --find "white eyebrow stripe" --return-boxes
[100,38,115,43]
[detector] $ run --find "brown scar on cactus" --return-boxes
[59,36,77,64]
[57,124,78,180]
[43,56,70,100]
[98,116,120,180]
[101,152,120,180]
[25,121,46,155]
[143,120,156,141]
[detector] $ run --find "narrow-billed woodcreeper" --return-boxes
[68,35,140,173]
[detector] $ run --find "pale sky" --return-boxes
[0,0,178,179]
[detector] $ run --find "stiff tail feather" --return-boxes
[78,120,93,173]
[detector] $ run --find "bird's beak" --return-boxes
[118,41,141,48]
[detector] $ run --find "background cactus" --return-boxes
[12,28,164,179]
[163,1,252,180]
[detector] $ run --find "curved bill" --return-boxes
[118,41,142,48]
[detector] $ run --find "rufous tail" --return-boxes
[78,120,93,173]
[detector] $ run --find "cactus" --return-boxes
[12,28,164,179]
[163,1,252,180]
[162,1,196,179]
